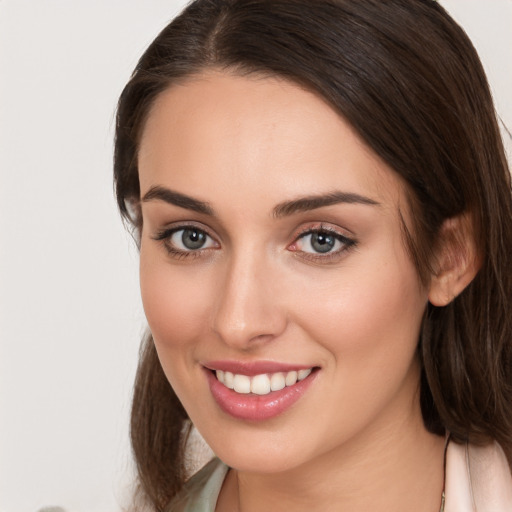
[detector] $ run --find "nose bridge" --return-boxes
[212,244,285,348]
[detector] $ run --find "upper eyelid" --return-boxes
[154,225,219,258]
[293,230,355,249]
[290,226,357,262]
[292,223,355,241]
[151,221,355,246]
[153,221,217,239]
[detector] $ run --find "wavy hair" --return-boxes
[114,1,512,509]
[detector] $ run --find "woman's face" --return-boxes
[138,71,430,473]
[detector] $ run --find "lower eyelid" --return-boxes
[289,228,357,258]
[153,224,354,261]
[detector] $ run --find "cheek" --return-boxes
[297,253,427,381]
[139,247,217,412]
[285,258,427,445]
[139,246,212,352]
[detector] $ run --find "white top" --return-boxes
[168,441,512,512]
[444,441,512,511]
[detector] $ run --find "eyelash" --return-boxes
[153,225,218,260]
[289,224,357,263]
[152,223,357,262]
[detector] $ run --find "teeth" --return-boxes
[233,374,251,394]
[285,371,298,386]
[215,368,313,395]
[270,372,286,391]
[251,374,271,395]
[224,371,234,389]
[298,369,312,381]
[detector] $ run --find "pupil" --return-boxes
[311,232,335,253]
[182,229,206,250]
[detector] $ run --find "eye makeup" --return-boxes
[151,219,357,264]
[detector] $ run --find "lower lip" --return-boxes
[205,369,318,421]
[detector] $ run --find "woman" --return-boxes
[114,0,512,510]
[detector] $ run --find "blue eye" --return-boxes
[295,229,354,256]
[169,228,216,251]
[306,232,337,253]
[154,226,218,257]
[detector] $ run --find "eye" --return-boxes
[170,227,215,251]
[290,226,356,259]
[153,225,218,258]
[300,231,340,254]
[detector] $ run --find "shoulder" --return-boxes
[445,440,512,511]
[166,458,229,512]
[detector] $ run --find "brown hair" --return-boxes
[114,0,512,509]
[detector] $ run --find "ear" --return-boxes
[428,214,481,307]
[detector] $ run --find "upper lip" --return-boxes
[202,360,315,376]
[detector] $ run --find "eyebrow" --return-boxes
[142,185,214,215]
[273,191,380,218]
[141,185,380,218]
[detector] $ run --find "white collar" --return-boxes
[445,440,512,511]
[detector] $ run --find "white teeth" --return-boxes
[233,374,251,394]
[215,368,313,395]
[285,370,298,386]
[224,371,234,389]
[298,368,312,381]
[251,374,271,395]
[270,372,286,391]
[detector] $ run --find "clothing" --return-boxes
[167,457,228,512]
[444,441,512,511]
[167,441,512,512]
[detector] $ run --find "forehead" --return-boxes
[138,71,406,211]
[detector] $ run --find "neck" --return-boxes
[217,399,445,512]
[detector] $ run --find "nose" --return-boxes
[211,250,287,350]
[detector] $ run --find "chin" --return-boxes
[220,449,304,474]
[199,424,314,474]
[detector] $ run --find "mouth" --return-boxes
[214,368,313,395]
[203,362,319,421]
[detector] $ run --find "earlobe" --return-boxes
[428,215,481,307]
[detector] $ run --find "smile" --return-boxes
[204,363,318,421]
[215,369,312,395]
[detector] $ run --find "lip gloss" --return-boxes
[204,364,317,421]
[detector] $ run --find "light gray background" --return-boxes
[0,1,510,511]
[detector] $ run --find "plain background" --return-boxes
[0,1,510,511]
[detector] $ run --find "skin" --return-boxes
[138,71,446,511]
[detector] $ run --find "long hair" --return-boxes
[114,1,512,509]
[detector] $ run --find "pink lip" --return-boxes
[203,360,313,376]
[204,364,318,422]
